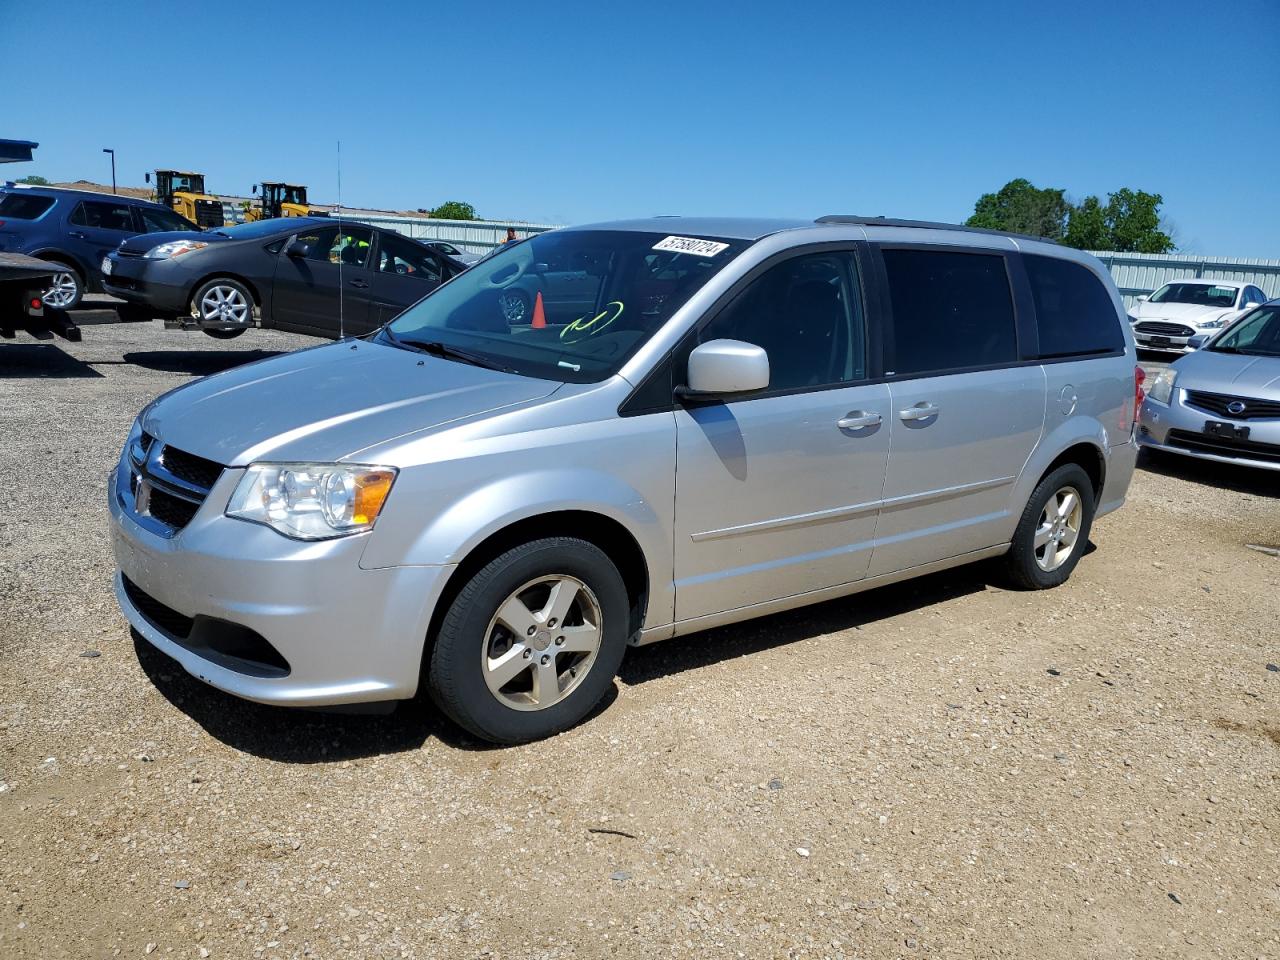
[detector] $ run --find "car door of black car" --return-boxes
[367,230,448,327]
[269,225,374,337]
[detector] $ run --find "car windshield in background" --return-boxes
[1149,282,1237,308]
[1208,305,1280,357]
[379,230,749,382]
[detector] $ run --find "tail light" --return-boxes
[1133,365,1146,424]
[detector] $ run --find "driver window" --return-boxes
[320,227,373,267]
[697,252,865,392]
[378,233,442,282]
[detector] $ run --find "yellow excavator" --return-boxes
[245,182,313,221]
[146,170,224,228]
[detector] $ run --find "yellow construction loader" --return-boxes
[147,170,224,228]
[245,182,313,221]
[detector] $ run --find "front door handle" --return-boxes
[68,231,87,239]
[837,411,882,430]
[348,278,369,288]
[899,401,940,422]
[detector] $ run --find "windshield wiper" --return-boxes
[387,332,513,372]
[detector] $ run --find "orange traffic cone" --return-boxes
[531,291,546,329]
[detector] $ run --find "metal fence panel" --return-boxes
[339,215,559,254]
[1088,251,1280,308]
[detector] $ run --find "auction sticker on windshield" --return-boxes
[652,236,730,257]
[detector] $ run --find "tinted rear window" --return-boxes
[1024,255,1123,359]
[882,249,1018,376]
[0,193,56,220]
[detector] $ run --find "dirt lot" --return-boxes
[1,323,1277,960]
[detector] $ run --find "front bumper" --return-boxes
[1137,393,1280,472]
[108,466,455,706]
[101,255,192,313]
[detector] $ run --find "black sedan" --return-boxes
[102,217,466,339]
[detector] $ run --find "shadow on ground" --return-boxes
[1138,446,1278,499]
[136,562,1018,760]
[122,349,284,376]
[0,343,104,378]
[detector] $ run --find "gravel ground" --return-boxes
[1,324,1277,960]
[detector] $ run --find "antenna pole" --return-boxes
[336,139,344,339]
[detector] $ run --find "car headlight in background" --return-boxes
[1198,316,1228,329]
[144,240,208,260]
[1147,368,1178,405]
[227,463,397,540]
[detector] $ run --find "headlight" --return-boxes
[1148,368,1177,405]
[144,240,208,260]
[227,463,397,540]
[1198,317,1227,329]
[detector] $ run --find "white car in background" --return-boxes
[1129,279,1269,353]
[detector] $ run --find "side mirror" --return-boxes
[285,238,311,258]
[681,339,770,397]
[1244,301,1262,309]
[252,184,259,195]
[144,172,151,184]
[1187,334,1209,349]
[1136,294,1149,302]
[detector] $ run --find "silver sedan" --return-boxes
[1138,302,1280,471]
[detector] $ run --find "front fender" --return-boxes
[359,467,675,626]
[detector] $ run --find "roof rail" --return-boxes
[815,215,1059,246]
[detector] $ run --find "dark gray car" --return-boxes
[102,217,466,339]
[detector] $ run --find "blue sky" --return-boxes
[5,0,1277,255]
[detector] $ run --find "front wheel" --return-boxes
[1004,463,1095,590]
[191,278,254,334]
[428,538,630,744]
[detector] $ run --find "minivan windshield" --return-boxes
[1207,305,1280,357]
[378,229,749,382]
[1149,282,1238,308]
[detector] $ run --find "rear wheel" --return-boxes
[191,278,254,336]
[428,537,629,744]
[1004,463,1095,589]
[41,264,84,310]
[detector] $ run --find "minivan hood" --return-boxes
[1174,347,1280,396]
[1130,300,1233,325]
[142,341,561,465]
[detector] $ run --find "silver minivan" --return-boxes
[109,216,1140,743]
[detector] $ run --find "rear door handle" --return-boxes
[68,231,87,239]
[899,402,940,422]
[348,278,369,288]
[837,411,882,430]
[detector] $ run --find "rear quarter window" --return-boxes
[0,193,56,220]
[1024,255,1123,359]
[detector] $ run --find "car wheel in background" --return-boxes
[1004,463,1095,590]
[428,537,630,744]
[498,290,530,324]
[191,278,254,336]
[41,265,84,310]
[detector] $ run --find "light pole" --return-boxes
[102,148,116,195]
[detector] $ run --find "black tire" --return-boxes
[40,261,84,310]
[1004,463,1095,590]
[428,537,630,744]
[191,277,255,336]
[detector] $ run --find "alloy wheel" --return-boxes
[1033,486,1083,571]
[198,284,250,325]
[481,575,602,711]
[499,292,528,324]
[43,272,80,309]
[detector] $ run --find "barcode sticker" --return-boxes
[652,236,730,257]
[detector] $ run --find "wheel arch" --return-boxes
[419,510,651,683]
[31,248,89,280]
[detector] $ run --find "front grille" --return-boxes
[148,488,201,528]
[1166,429,1280,464]
[1184,390,1280,421]
[122,575,194,639]
[194,200,224,228]
[1135,321,1195,337]
[158,446,223,490]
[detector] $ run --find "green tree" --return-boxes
[428,200,478,221]
[966,178,1071,241]
[17,175,50,185]
[1064,188,1174,253]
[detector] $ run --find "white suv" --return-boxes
[1129,279,1268,353]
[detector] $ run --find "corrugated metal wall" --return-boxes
[341,215,557,254]
[1087,251,1280,308]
